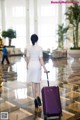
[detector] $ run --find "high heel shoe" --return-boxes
[37,96,42,106]
[34,99,38,108]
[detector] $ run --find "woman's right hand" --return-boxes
[44,69,48,73]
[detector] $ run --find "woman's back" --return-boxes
[27,44,42,61]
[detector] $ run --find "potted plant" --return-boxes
[57,24,69,49]
[2,29,16,46]
[51,24,68,59]
[65,4,80,71]
[65,4,80,49]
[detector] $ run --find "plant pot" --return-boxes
[68,49,80,71]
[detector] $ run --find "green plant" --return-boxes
[65,4,80,49]
[2,29,16,46]
[57,24,69,49]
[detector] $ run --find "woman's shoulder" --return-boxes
[36,45,42,50]
[36,44,42,48]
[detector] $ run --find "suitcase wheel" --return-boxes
[44,115,47,120]
[59,117,61,120]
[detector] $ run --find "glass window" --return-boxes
[41,5,55,16]
[38,2,58,51]
[13,24,26,36]
[12,7,25,17]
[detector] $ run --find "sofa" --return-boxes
[51,49,67,59]
[7,47,23,56]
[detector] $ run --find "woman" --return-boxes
[26,34,47,109]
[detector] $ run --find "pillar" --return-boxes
[0,0,6,31]
[33,0,38,34]
[25,0,30,46]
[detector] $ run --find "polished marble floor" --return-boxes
[0,56,80,120]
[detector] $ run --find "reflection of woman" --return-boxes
[26,34,47,109]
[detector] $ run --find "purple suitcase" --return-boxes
[41,72,62,120]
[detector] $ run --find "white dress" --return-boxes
[27,44,43,83]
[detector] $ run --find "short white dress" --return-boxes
[27,44,43,83]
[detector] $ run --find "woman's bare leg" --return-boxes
[35,83,40,97]
[32,82,42,110]
[32,82,36,98]
[32,82,40,98]
[36,83,42,109]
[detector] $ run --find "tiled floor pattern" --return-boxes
[0,56,80,120]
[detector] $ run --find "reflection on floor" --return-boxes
[0,56,80,120]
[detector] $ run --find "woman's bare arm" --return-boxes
[26,57,30,69]
[39,57,47,72]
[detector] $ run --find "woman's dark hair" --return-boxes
[31,34,38,45]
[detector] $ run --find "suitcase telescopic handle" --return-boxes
[46,71,50,86]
